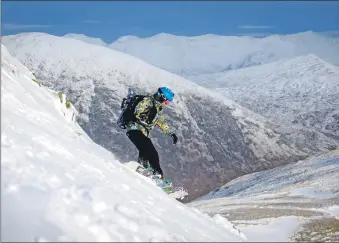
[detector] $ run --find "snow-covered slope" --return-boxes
[189,149,339,242]
[108,31,339,77]
[1,44,246,242]
[63,33,108,47]
[193,54,339,140]
[2,32,338,202]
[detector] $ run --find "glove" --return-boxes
[170,133,178,145]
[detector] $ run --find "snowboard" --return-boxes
[124,161,173,194]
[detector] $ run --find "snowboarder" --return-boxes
[124,87,178,180]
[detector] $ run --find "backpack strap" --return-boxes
[134,96,158,137]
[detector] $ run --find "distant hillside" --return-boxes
[193,54,339,140]
[108,31,339,78]
[2,32,337,201]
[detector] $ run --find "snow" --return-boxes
[63,33,108,47]
[193,54,339,139]
[2,29,339,241]
[189,150,339,241]
[194,150,339,201]
[61,31,339,140]
[212,214,247,241]
[108,31,339,77]
[5,32,338,203]
[321,205,339,219]
[289,187,335,199]
[237,216,301,242]
[1,44,245,242]
[2,32,235,107]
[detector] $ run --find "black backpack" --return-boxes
[117,94,146,129]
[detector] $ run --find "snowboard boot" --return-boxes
[150,173,173,193]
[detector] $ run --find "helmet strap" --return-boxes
[153,93,162,103]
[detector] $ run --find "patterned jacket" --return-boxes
[126,96,173,137]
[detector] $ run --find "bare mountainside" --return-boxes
[108,31,339,77]
[192,54,339,140]
[2,33,337,201]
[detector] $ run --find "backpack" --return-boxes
[117,94,146,129]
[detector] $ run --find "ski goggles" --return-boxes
[159,92,173,105]
[163,99,172,105]
[158,93,173,105]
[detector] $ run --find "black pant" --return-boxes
[127,130,163,176]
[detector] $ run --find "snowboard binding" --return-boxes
[145,168,173,194]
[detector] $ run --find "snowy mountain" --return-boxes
[192,54,339,140]
[2,32,338,202]
[1,44,246,242]
[63,33,108,47]
[189,149,339,242]
[108,31,339,77]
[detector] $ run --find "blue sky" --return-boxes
[2,1,339,43]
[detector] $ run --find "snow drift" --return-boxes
[1,44,246,242]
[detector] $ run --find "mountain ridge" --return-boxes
[108,31,339,76]
[2,32,337,201]
[192,54,339,140]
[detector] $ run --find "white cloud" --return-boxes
[83,20,101,24]
[3,23,52,30]
[238,25,275,29]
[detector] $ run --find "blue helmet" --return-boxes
[158,87,174,101]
